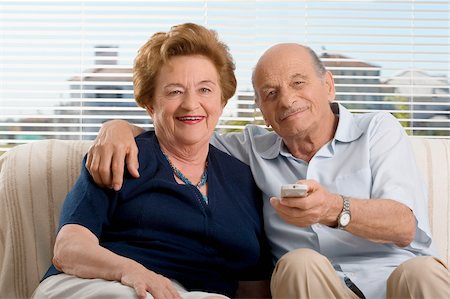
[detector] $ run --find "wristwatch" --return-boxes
[337,195,351,229]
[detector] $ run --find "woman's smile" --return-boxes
[176,115,206,124]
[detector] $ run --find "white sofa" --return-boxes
[0,138,449,298]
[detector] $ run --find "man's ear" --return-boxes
[255,99,271,127]
[324,71,336,102]
[261,113,271,128]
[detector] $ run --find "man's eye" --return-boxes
[262,91,276,102]
[294,81,304,86]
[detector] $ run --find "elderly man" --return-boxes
[87,43,449,298]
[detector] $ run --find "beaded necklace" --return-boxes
[162,152,208,204]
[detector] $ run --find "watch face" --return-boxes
[339,212,351,226]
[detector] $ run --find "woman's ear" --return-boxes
[145,104,154,116]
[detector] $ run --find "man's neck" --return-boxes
[284,113,338,162]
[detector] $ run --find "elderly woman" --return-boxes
[32,23,272,299]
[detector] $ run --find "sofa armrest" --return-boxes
[410,138,450,265]
[0,139,92,298]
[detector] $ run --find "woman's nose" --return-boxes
[181,91,200,110]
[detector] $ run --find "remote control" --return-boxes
[280,184,308,198]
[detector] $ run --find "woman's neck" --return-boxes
[159,140,209,166]
[159,140,209,184]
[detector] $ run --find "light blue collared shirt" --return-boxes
[211,103,436,299]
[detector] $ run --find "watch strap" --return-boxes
[337,195,351,229]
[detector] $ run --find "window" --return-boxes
[1,0,449,153]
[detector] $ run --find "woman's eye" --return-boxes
[200,87,211,93]
[169,90,182,95]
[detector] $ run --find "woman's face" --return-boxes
[147,55,223,148]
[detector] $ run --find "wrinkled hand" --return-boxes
[270,179,341,227]
[86,120,140,191]
[120,263,181,299]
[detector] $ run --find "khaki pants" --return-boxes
[271,248,450,299]
[32,273,229,299]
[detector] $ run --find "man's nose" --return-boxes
[279,89,296,108]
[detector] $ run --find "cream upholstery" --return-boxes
[0,138,449,298]
[0,140,92,299]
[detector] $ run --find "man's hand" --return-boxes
[271,179,416,247]
[270,179,341,227]
[86,120,142,191]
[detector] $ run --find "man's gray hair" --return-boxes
[307,46,327,79]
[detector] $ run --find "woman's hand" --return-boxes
[54,224,181,299]
[86,120,143,190]
[120,262,181,299]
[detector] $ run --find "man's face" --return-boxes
[253,45,335,140]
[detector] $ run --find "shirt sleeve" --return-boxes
[368,112,433,251]
[58,155,113,238]
[211,126,271,165]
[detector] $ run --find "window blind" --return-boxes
[1,0,449,153]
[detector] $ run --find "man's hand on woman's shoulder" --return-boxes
[86,120,142,191]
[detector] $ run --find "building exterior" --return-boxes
[385,70,450,135]
[60,49,449,138]
[320,53,395,111]
[60,46,150,140]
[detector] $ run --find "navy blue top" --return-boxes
[44,131,273,297]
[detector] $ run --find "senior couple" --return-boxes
[33,23,449,299]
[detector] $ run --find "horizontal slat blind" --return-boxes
[1,0,449,153]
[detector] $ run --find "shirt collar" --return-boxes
[258,102,363,160]
[332,102,364,143]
